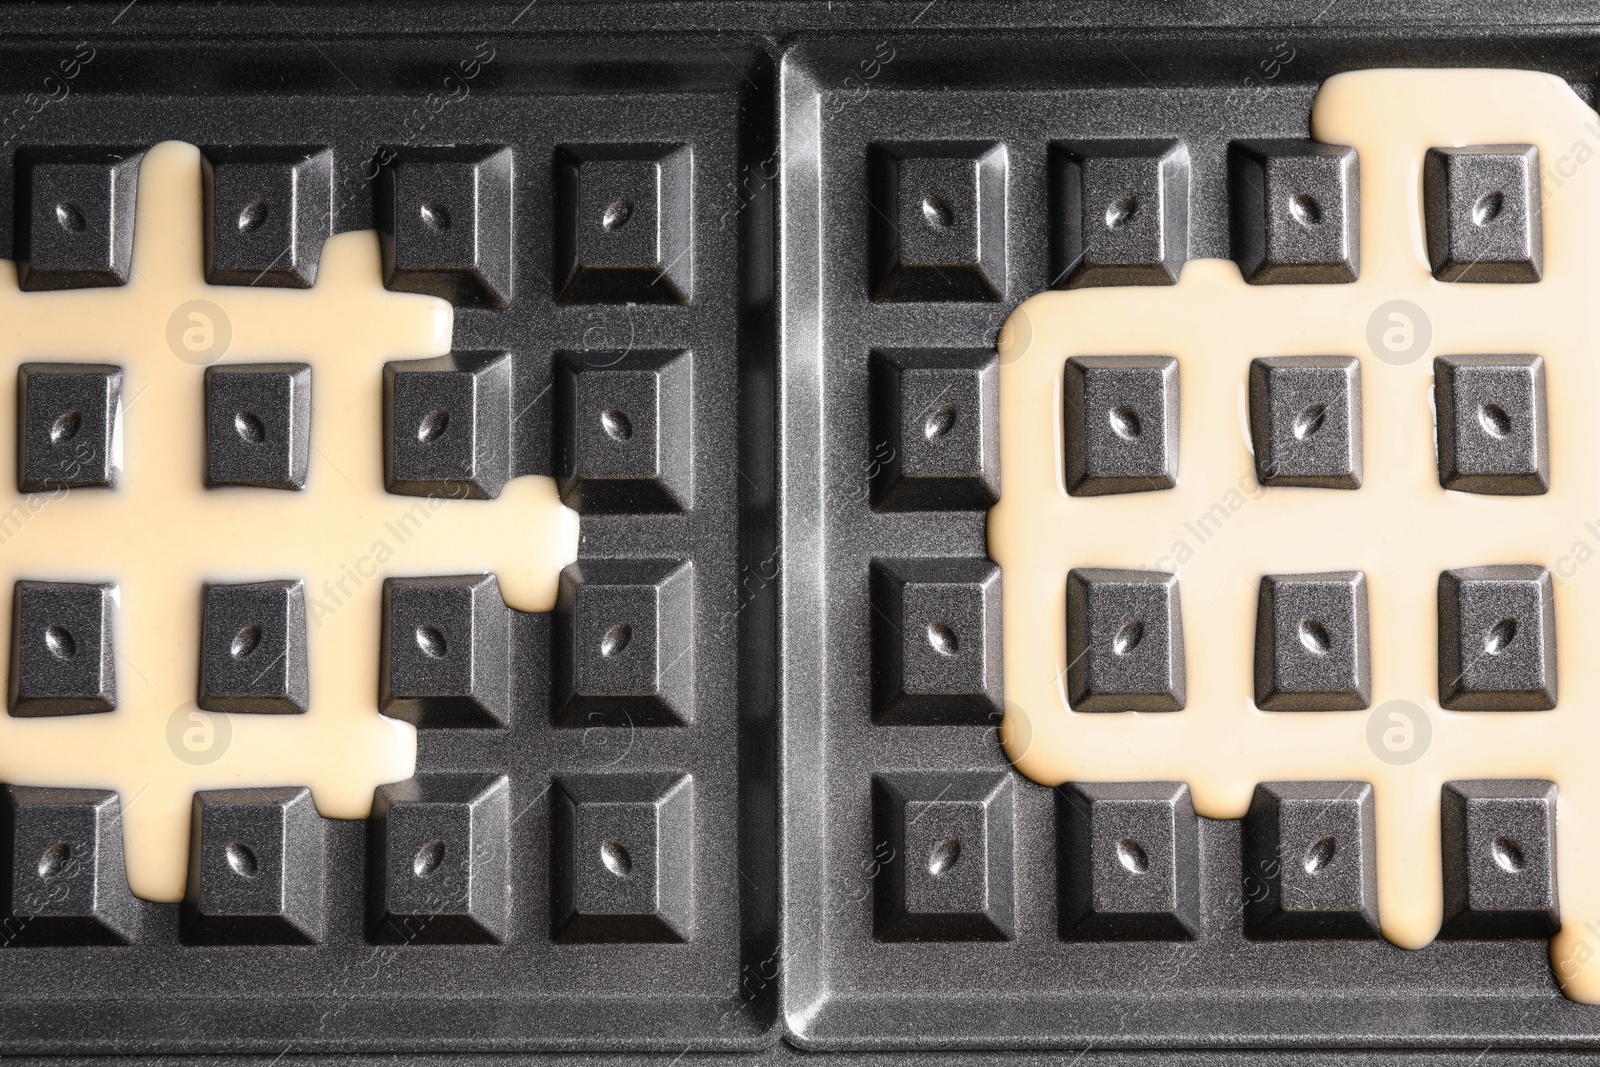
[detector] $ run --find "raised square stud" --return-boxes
[1050,139,1189,287]
[1065,568,1185,712]
[204,363,311,490]
[556,349,692,513]
[1248,356,1362,489]
[869,558,1002,725]
[381,574,510,729]
[377,145,513,308]
[201,145,333,288]
[1229,140,1359,284]
[1438,565,1557,711]
[14,146,142,290]
[1244,781,1380,939]
[551,772,694,943]
[1440,779,1558,939]
[1063,356,1179,496]
[1423,145,1542,283]
[552,559,694,728]
[1058,781,1200,940]
[9,581,115,716]
[18,363,122,492]
[869,141,1006,302]
[873,772,1014,942]
[1434,355,1549,496]
[555,144,692,304]
[385,351,511,500]
[368,774,510,944]
[1255,572,1371,711]
[184,787,325,945]
[1,786,138,944]
[200,581,309,715]
[869,349,999,511]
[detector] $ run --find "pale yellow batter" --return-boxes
[994,69,1600,1001]
[0,141,578,903]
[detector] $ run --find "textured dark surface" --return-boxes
[1248,355,1362,489]
[5,1,1600,1060]
[1253,571,1371,711]
[17,362,121,491]
[1437,565,1558,711]
[1423,145,1543,283]
[1434,354,1550,496]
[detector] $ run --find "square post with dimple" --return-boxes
[1440,779,1559,939]
[18,363,122,492]
[1438,565,1557,710]
[1051,139,1190,288]
[556,349,693,514]
[551,772,694,943]
[869,557,1002,725]
[1,785,137,945]
[872,772,1014,942]
[1434,355,1549,496]
[378,145,513,309]
[16,148,142,290]
[1244,781,1380,939]
[1229,140,1360,284]
[555,144,692,305]
[202,146,332,288]
[9,580,116,716]
[369,774,509,944]
[1065,568,1185,711]
[1063,356,1179,496]
[1248,356,1362,489]
[205,363,312,491]
[185,786,325,944]
[869,349,999,511]
[869,142,1007,303]
[552,558,695,727]
[1057,781,1200,940]
[1255,571,1371,711]
[1423,144,1542,283]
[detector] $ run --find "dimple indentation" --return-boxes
[234,411,266,444]
[229,624,261,659]
[1117,837,1149,874]
[226,841,259,878]
[1484,618,1518,655]
[237,200,269,233]
[1289,192,1322,226]
[1105,195,1138,229]
[1304,835,1337,874]
[1108,406,1141,440]
[927,621,959,656]
[1293,404,1325,440]
[928,837,961,876]
[924,405,957,440]
[600,622,632,657]
[419,202,451,231]
[413,839,445,877]
[1492,835,1526,873]
[1112,619,1144,655]
[1473,191,1504,225]
[49,411,80,444]
[44,625,75,659]
[601,409,633,441]
[1478,402,1511,439]
[1298,618,1331,655]
[417,409,449,443]
[601,199,633,231]
[921,195,953,228]
[415,624,447,659]
[601,839,632,877]
[55,201,86,233]
[37,842,69,878]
